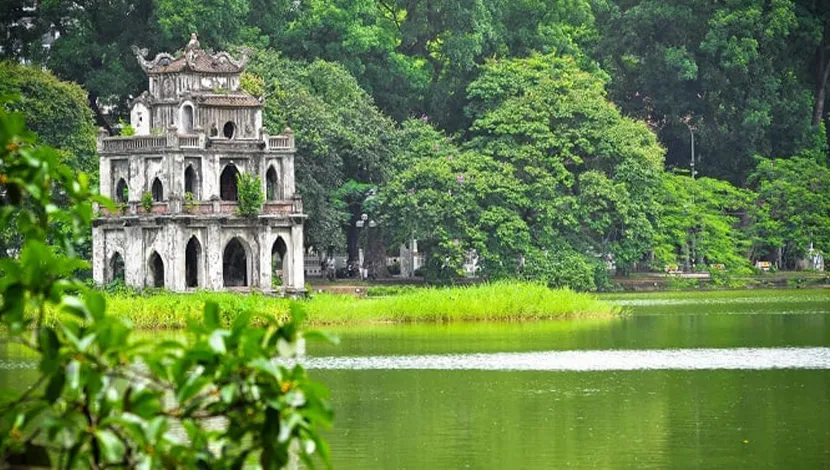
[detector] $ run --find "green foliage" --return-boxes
[247,51,397,250]
[236,172,264,217]
[382,54,663,287]
[0,101,332,468]
[653,173,754,271]
[0,62,97,173]
[119,119,136,137]
[307,282,621,323]
[596,0,823,182]
[183,191,196,213]
[748,155,830,268]
[140,191,153,213]
[240,71,266,97]
[0,61,98,262]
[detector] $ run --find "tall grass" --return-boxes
[41,282,620,329]
[305,282,621,324]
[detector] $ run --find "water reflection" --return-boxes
[297,347,830,371]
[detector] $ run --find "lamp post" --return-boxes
[683,120,697,271]
[684,121,696,180]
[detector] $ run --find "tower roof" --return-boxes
[132,34,250,75]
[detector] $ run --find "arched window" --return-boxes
[223,237,248,287]
[151,177,163,202]
[184,165,198,199]
[148,251,164,288]
[185,236,201,288]
[115,178,128,203]
[181,104,194,133]
[223,121,235,139]
[266,166,279,201]
[109,252,125,283]
[220,164,239,201]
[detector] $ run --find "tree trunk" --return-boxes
[812,29,830,127]
[89,93,113,134]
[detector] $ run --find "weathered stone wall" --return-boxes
[93,218,305,292]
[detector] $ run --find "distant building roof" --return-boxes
[132,33,250,75]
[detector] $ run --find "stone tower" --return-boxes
[92,35,306,294]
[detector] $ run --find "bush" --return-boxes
[140,190,153,212]
[184,191,196,212]
[237,172,264,217]
[522,248,606,292]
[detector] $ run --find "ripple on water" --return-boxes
[296,347,830,371]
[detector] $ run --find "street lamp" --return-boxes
[683,121,696,180]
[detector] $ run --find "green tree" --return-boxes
[0,62,97,261]
[748,155,830,268]
[246,49,398,254]
[596,0,821,182]
[465,53,664,277]
[653,173,754,272]
[382,54,665,288]
[0,62,96,174]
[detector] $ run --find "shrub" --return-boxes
[140,190,153,212]
[237,172,264,217]
[184,191,196,213]
[119,118,135,136]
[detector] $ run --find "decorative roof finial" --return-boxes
[186,33,200,52]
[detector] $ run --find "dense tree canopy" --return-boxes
[380,54,665,287]
[596,0,826,183]
[246,50,397,252]
[0,62,97,260]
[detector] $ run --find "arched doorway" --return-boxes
[266,166,278,201]
[109,252,125,283]
[181,104,194,133]
[184,165,198,198]
[115,178,128,203]
[151,177,163,202]
[185,236,201,288]
[148,251,164,288]
[220,165,239,201]
[223,237,248,287]
[272,237,287,287]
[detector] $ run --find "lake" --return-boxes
[307,289,830,469]
[1,289,829,468]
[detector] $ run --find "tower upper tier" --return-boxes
[127,34,262,138]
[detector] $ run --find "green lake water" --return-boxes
[2,289,830,468]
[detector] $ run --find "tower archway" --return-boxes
[272,237,287,285]
[220,164,239,201]
[223,237,249,287]
[151,177,163,202]
[148,251,164,288]
[115,178,128,203]
[109,252,125,283]
[184,165,199,199]
[266,165,279,201]
[185,236,202,288]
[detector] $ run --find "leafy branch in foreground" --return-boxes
[0,100,334,469]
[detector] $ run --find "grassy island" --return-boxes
[42,282,621,329]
